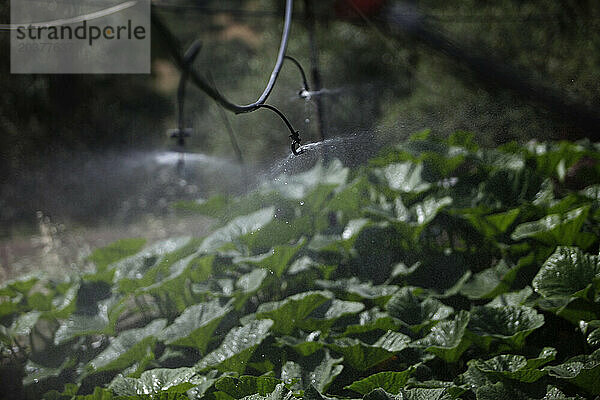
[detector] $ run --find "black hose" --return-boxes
[152,0,294,114]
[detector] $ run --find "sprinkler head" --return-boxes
[299,89,311,100]
[167,128,192,146]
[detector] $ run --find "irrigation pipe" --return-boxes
[151,0,294,114]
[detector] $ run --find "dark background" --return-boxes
[1,0,599,232]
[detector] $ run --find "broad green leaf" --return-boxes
[414,311,471,363]
[54,295,125,344]
[532,246,600,300]
[10,310,41,337]
[199,208,275,253]
[109,367,204,395]
[54,313,108,346]
[234,268,269,309]
[364,387,452,400]
[373,330,411,352]
[235,239,305,277]
[382,162,431,193]
[341,308,404,337]
[299,299,365,332]
[236,383,293,400]
[264,159,348,200]
[345,369,415,395]
[88,319,166,373]
[511,206,590,246]
[196,319,273,374]
[0,273,39,298]
[87,238,147,271]
[255,291,333,335]
[460,260,523,300]
[465,208,520,237]
[468,306,544,348]
[487,287,534,307]
[159,300,231,353]
[327,337,394,371]
[544,349,600,395]
[214,375,283,398]
[469,354,547,383]
[386,288,453,332]
[111,237,191,283]
[275,332,324,357]
[315,278,399,306]
[280,349,343,392]
[23,357,76,386]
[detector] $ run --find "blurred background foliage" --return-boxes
[0,0,599,229]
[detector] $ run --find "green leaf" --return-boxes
[275,331,324,357]
[196,319,273,374]
[315,278,399,306]
[511,206,590,246]
[544,349,600,395]
[280,349,343,392]
[487,287,534,307]
[10,310,41,337]
[255,291,333,335]
[386,288,453,332]
[373,330,411,352]
[381,162,431,193]
[327,338,394,371]
[159,300,231,353]
[111,237,191,283]
[414,311,471,363]
[345,368,415,395]
[88,319,166,373]
[199,208,275,253]
[299,299,365,332]
[87,238,147,271]
[215,375,283,398]
[364,388,452,400]
[235,239,305,277]
[460,260,523,300]
[237,383,293,400]
[109,367,205,395]
[466,208,520,237]
[469,354,547,383]
[23,357,76,386]
[468,306,544,349]
[0,274,40,302]
[532,246,600,300]
[341,308,404,337]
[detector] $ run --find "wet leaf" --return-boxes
[199,208,275,253]
[544,349,600,395]
[255,291,333,335]
[327,338,394,371]
[468,306,544,349]
[414,311,471,363]
[88,319,166,373]
[345,368,415,395]
[511,206,590,246]
[109,367,204,395]
[532,246,600,300]
[196,319,273,374]
[215,375,283,398]
[280,349,343,392]
[386,288,453,332]
[159,300,231,353]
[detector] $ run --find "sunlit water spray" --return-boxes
[268,131,378,178]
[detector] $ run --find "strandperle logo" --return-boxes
[15,19,147,47]
[10,0,150,74]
